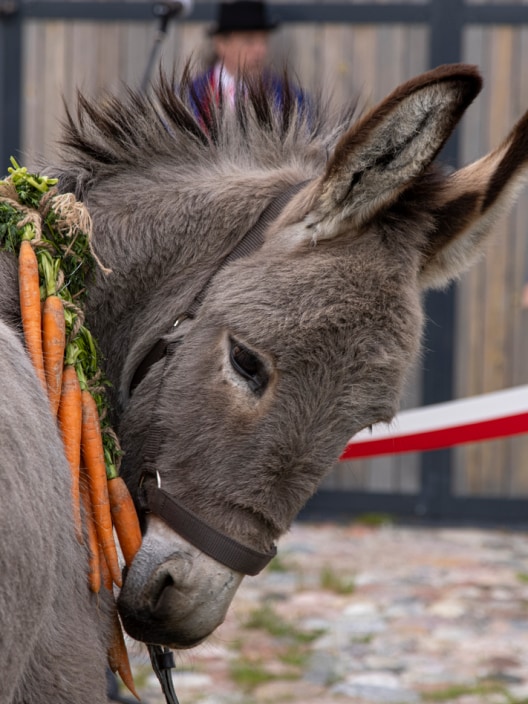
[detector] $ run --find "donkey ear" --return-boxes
[419,107,528,289]
[307,64,482,239]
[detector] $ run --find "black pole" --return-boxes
[140,1,191,93]
[416,0,465,520]
[0,0,22,174]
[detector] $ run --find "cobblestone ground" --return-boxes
[123,520,528,704]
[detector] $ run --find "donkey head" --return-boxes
[75,64,528,648]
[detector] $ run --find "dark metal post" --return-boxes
[140,1,193,94]
[416,0,465,519]
[0,0,22,174]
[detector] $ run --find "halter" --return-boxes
[130,180,309,704]
[131,180,310,567]
[131,180,310,571]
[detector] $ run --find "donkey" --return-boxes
[1,62,528,703]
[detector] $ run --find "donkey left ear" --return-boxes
[419,106,528,289]
[307,64,482,239]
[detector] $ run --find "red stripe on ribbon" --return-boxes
[340,412,528,460]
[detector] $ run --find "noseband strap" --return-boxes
[140,484,277,575]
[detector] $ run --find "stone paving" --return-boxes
[125,520,528,704]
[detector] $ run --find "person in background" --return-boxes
[189,0,305,117]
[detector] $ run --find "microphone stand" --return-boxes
[141,1,191,94]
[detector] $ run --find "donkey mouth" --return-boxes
[118,599,208,649]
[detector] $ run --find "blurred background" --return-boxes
[4,3,528,703]
[2,0,528,528]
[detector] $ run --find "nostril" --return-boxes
[153,571,175,611]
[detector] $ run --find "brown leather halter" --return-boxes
[131,179,309,576]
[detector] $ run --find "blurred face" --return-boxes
[213,31,271,76]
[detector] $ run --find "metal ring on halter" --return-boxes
[139,468,161,488]
[137,468,162,512]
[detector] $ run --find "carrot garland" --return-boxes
[1,157,142,695]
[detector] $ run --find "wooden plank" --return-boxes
[39,21,67,163]
[455,24,528,499]
[479,25,515,495]
[351,25,378,111]
[21,21,44,167]
[177,24,209,68]
[121,21,152,89]
[95,24,121,95]
[71,22,99,98]
[300,23,323,92]
[403,24,427,79]
[394,364,422,494]
[454,25,487,495]
[507,25,528,497]
[320,25,346,108]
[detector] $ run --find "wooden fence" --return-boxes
[4,0,528,521]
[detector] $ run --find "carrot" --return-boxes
[80,472,101,593]
[99,542,113,592]
[42,294,65,416]
[108,606,140,700]
[57,365,83,543]
[18,240,46,390]
[108,476,142,568]
[81,389,122,588]
[102,547,138,698]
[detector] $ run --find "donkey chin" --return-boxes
[117,516,243,648]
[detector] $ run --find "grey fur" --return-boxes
[2,63,528,700]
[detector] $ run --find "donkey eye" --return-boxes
[229,339,268,394]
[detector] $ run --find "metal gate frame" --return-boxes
[2,0,528,524]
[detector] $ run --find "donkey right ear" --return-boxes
[306,64,482,241]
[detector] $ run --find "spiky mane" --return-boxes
[57,65,357,196]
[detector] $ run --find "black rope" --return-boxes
[148,644,180,704]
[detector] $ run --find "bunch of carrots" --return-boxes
[0,159,141,699]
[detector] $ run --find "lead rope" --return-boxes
[148,645,180,704]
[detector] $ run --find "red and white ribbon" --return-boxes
[341,384,528,460]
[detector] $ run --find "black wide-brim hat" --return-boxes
[208,1,280,35]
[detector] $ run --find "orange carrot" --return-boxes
[18,240,46,390]
[57,365,83,543]
[99,542,113,592]
[108,606,140,700]
[80,472,101,593]
[108,477,142,568]
[81,389,122,588]
[42,295,65,416]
